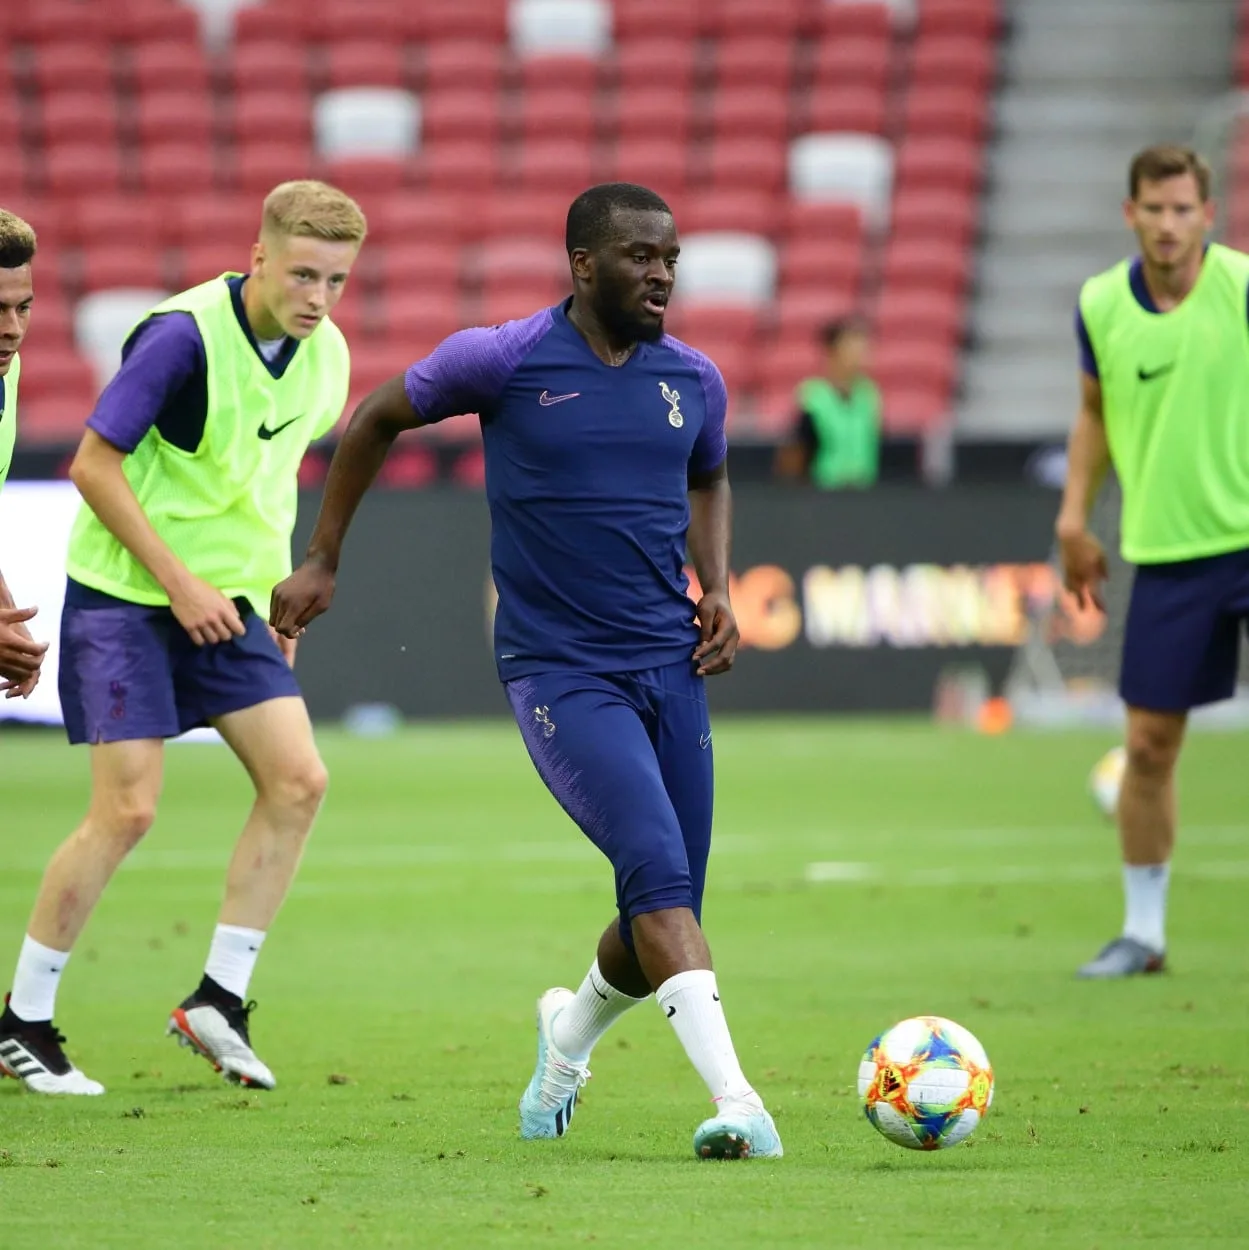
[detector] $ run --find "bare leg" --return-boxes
[1119,706,1185,867]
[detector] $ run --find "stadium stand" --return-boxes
[5,0,1001,449]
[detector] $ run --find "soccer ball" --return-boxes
[858,1016,994,1150]
[1089,745,1126,820]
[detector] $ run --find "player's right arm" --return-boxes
[69,315,244,644]
[1054,370,1111,611]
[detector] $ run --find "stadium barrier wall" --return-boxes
[0,482,1076,725]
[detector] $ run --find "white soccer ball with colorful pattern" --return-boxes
[1089,745,1126,820]
[857,1016,994,1150]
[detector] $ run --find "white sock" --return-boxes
[551,960,647,1061]
[204,924,266,1000]
[9,935,71,1022]
[1122,863,1170,953]
[656,969,758,1108]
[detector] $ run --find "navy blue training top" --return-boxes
[403,298,729,681]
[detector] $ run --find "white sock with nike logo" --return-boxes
[551,959,646,1061]
[656,969,759,1108]
[9,935,71,1022]
[205,924,266,1000]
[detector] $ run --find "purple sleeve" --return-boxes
[1074,307,1099,379]
[664,340,728,474]
[403,308,554,423]
[87,313,206,453]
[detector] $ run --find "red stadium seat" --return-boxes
[778,238,864,303]
[756,335,826,393]
[419,42,507,95]
[171,195,257,249]
[44,144,124,198]
[315,1,409,45]
[137,142,216,194]
[321,40,407,91]
[319,157,414,196]
[918,0,1002,40]
[612,85,694,144]
[681,190,783,238]
[177,241,252,286]
[714,38,795,91]
[773,290,858,341]
[703,139,787,193]
[78,245,167,294]
[511,139,597,194]
[380,293,462,351]
[910,35,997,90]
[40,93,120,148]
[326,288,366,339]
[113,1,201,44]
[229,42,310,94]
[420,0,508,43]
[18,1,109,45]
[874,289,964,348]
[4,194,70,250]
[14,396,95,446]
[479,286,567,325]
[802,83,888,136]
[706,88,790,144]
[783,198,867,244]
[902,84,991,142]
[668,305,763,349]
[420,90,503,147]
[233,3,319,45]
[135,91,214,150]
[481,191,570,241]
[68,195,165,251]
[128,40,211,95]
[817,1,894,41]
[895,138,984,195]
[611,40,697,91]
[873,339,959,393]
[515,55,601,95]
[614,0,699,42]
[13,342,96,401]
[515,86,599,143]
[419,141,501,193]
[372,242,464,293]
[369,190,478,245]
[19,289,73,344]
[811,35,893,92]
[702,0,809,37]
[476,238,567,290]
[234,141,316,194]
[608,136,690,196]
[672,335,759,393]
[232,89,313,146]
[31,43,115,97]
[889,188,978,246]
[880,238,972,296]
[880,387,947,433]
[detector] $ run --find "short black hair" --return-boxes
[820,317,867,347]
[566,183,672,254]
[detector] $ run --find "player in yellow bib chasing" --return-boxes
[0,182,365,1094]
[1057,146,1249,978]
[0,208,48,701]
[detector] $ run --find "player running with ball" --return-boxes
[0,182,365,1094]
[1059,146,1249,979]
[273,183,781,1160]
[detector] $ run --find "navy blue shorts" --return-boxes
[1120,547,1249,711]
[58,579,301,745]
[505,660,714,944]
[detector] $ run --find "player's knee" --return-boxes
[260,756,329,818]
[1125,724,1181,780]
[91,795,157,853]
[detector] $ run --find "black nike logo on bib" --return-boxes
[1137,363,1175,382]
[258,415,303,440]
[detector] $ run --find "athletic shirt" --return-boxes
[66,274,350,614]
[0,352,17,492]
[797,374,880,489]
[404,298,729,680]
[1078,243,1249,564]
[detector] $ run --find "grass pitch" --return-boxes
[0,718,1246,1249]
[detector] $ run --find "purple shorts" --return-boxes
[1120,546,1249,711]
[58,580,301,745]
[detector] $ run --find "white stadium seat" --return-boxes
[510,0,613,57]
[74,290,172,390]
[788,133,894,228]
[313,88,421,162]
[183,0,260,49]
[675,233,777,306]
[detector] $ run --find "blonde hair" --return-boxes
[261,180,368,244]
[0,209,37,269]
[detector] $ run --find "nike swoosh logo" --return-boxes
[258,415,303,440]
[538,390,580,406]
[699,731,712,750]
[590,977,609,1001]
[1137,364,1175,382]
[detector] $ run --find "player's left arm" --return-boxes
[0,566,47,698]
[687,357,737,677]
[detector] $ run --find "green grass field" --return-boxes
[1,718,1246,1249]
